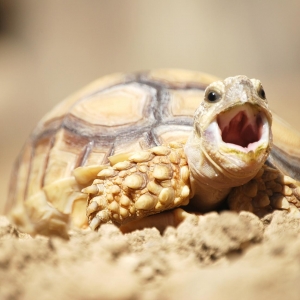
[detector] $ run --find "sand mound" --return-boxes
[1,210,300,299]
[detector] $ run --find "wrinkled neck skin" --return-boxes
[184,131,266,212]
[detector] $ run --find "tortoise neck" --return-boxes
[184,132,255,211]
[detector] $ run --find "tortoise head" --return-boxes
[185,76,272,191]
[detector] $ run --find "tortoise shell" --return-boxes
[7,69,219,215]
[7,69,300,232]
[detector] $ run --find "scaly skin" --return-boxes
[77,143,191,230]
[228,165,300,216]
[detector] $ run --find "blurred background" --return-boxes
[1,0,300,212]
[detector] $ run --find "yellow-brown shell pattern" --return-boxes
[7,69,218,218]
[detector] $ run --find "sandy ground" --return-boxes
[1,210,300,300]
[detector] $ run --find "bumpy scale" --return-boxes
[76,143,191,230]
[228,165,300,215]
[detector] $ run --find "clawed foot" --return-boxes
[228,165,300,217]
[77,144,192,230]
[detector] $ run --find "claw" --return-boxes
[87,201,98,215]
[89,216,101,230]
[270,193,290,210]
[82,184,100,195]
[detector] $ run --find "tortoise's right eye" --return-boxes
[257,85,266,100]
[205,90,221,103]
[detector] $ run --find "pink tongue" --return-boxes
[221,111,259,147]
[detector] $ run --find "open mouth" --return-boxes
[216,105,269,152]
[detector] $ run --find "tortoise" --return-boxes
[6,69,300,238]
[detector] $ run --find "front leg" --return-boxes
[228,165,300,217]
[76,143,191,231]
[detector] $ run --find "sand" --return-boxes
[1,210,300,300]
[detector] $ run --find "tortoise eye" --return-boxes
[258,86,266,100]
[206,90,221,103]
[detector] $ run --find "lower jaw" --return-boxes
[217,143,270,175]
[219,142,269,161]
